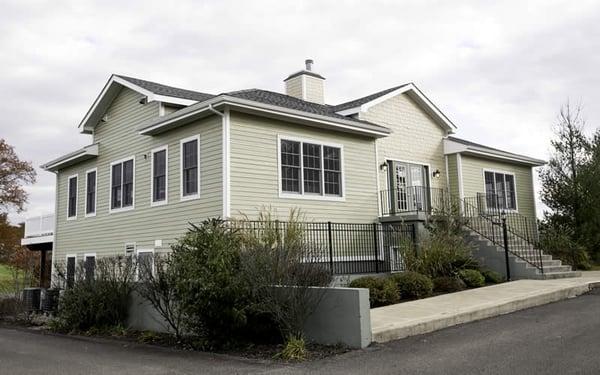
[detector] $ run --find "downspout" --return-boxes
[208,104,230,219]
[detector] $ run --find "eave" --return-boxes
[41,143,99,172]
[443,138,546,167]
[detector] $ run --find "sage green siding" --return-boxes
[459,155,537,219]
[54,87,222,263]
[229,112,379,222]
[446,154,459,197]
[360,93,449,193]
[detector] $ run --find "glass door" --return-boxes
[388,161,429,213]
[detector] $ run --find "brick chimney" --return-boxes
[284,59,325,104]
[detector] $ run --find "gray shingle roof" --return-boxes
[331,84,410,112]
[447,136,546,165]
[116,75,215,102]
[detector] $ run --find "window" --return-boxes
[84,254,96,281]
[137,249,154,281]
[484,171,517,211]
[151,146,168,205]
[85,169,97,216]
[279,138,343,198]
[180,136,199,199]
[66,255,76,288]
[67,175,77,219]
[110,158,135,211]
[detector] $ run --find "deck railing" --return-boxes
[23,214,55,238]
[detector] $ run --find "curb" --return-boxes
[372,282,594,343]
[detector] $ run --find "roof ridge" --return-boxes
[115,74,214,101]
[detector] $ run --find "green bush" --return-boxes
[400,231,476,279]
[458,269,485,288]
[278,335,308,361]
[53,257,136,332]
[432,276,466,293]
[348,276,399,307]
[170,218,249,345]
[539,225,591,270]
[391,271,433,299]
[481,269,504,284]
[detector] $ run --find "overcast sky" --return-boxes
[2,0,599,223]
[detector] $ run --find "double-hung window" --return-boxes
[151,146,168,205]
[84,254,96,281]
[66,255,76,289]
[67,175,78,219]
[484,171,517,211]
[85,169,97,216]
[180,136,200,199]
[111,157,135,211]
[280,138,343,198]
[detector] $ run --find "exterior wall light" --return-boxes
[432,169,441,179]
[380,162,388,172]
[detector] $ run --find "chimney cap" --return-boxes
[305,59,314,71]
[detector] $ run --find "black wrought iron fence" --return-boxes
[380,186,453,216]
[229,220,416,275]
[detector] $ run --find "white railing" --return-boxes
[24,214,55,238]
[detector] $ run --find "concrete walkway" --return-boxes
[371,271,600,343]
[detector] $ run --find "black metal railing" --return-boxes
[230,220,416,275]
[461,196,544,273]
[380,186,453,216]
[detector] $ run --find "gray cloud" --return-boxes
[1,0,599,222]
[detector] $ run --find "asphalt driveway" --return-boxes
[2,289,600,375]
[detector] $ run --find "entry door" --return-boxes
[389,161,428,213]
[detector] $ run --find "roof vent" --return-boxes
[305,59,314,71]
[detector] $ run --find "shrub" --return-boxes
[238,208,332,341]
[539,225,591,270]
[458,269,485,288]
[170,218,249,345]
[53,256,136,332]
[348,276,399,307]
[391,271,433,299]
[481,269,504,284]
[400,231,476,279]
[0,296,23,319]
[278,335,308,361]
[432,276,466,293]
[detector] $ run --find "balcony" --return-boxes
[379,186,457,220]
[21,214,54,248]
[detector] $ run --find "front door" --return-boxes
[388,161,429,213]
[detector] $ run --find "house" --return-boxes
[31,59,578,283]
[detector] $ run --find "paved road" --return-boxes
[1,289,600,374]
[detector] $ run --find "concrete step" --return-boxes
[527,265,573,273]
[534,271,582,279]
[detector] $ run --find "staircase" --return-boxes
[461,203,580,280]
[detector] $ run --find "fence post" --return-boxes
[373,223,380,273]
[502,214,511,281]
[327,221,334,274]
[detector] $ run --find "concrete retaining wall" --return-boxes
[126,286,372,349]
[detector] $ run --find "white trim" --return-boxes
[158,102,165,117]
[42,143,99,172]
[444,155,450,190]
[222,109,231,218]
[66,174,78,220]
[138,96,390,138]
[136,248,155,280]
[66,254,76,262]
[150,145,169,207]
[457,153,464,201]
[179,135,201,201]
[277,135,346,202]
[84,168,97,217]
[79,75,197,133]
[443,138,546,167]
[482,169,519,213]
[108,156,136,214]
[335,83,457,132]
[375,141,382,216]
[84,252,96,260]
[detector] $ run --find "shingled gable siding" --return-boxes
[359,93,449,195]
[459,155,537,220]
[228,112,379,222]
[54,87,222,264]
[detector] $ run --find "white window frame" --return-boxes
[277,135,345,202]
[482,169,519,212]
[180,135,201,201]
[66,174,78,220]
[65,254,77,283]
[83,252,96,279]
[150,145,169,207]
[109,156,136,213]
[84,168,97,217]
[136,248,155,280]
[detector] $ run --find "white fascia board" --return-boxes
[41,143,99,171]
[335,83,457,132]
[139,96,390,138]
[78,75,197,134]
[462,149,546,167]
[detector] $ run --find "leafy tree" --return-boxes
[0,139,36,213]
